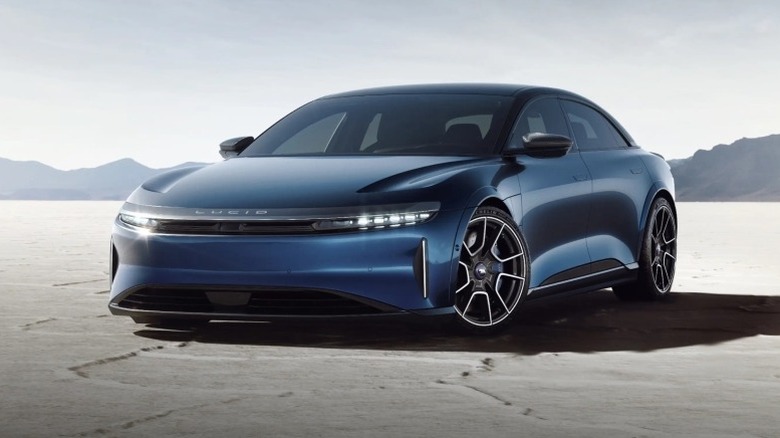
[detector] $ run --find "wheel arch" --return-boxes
[642,187,677,224]
[478,197,511,216]
[636,186,677,257]
[656,189,677,220]
[447,192,519,303]
[464,186,521,219]
[452,193,515,270]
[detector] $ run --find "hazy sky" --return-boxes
[1,0,778,170]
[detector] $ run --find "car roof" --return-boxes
[321,83,581,99]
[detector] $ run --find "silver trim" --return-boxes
[421,238,428,299]
[528,266,631,295]
[119,201,440,222]
[455,261,471,294]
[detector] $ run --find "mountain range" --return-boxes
[1,134,778,201]
[0,158,207,200]
[670,134,780,201]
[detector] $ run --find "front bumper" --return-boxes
[109,209,466,320]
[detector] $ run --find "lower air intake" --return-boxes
[117,287,386,316]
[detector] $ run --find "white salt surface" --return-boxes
[0,201,778,437]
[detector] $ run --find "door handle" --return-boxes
[630,168,644,174]
[573,174,588,181]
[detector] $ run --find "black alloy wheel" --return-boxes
[614,197,677,300]
[454,207,530,333]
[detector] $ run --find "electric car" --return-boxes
[109,84,677,333]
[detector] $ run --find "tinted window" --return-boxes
[508,98,569,148]
[359,113,381,150]
[562,101,629,150]
[274,112,346,155]
[446,114,492,138]
[241,94,513,156]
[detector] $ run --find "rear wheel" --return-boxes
[614,197,677,300]
[453,207,529,334]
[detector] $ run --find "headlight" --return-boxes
[119,213,159,230]
[312,210,437,231]
[117,202,439,234]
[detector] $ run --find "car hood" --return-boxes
[126,156,494,211]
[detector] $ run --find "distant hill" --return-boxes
[671,134,780,201]
[1,135,778,201]
[666,158,691,169]
[0,158,208,200]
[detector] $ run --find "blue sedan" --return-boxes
[109,84,677,334]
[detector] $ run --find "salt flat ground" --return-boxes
[1,202,778,438]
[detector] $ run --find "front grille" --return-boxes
[117,287,385,316]
[154,220,317,235]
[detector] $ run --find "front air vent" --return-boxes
[246,290,382,315]
[110,242,119,285]
[117,287,386,316]
[119,288,214,312]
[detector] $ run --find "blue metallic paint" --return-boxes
[109,84,675,324]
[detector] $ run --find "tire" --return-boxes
[453,207,530,334]
[613,197,677,301]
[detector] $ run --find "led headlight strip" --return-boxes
[119,213,159,229]
[118,204,439,233]
[312,210,436,231]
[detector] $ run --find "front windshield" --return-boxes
[240,93,513,157]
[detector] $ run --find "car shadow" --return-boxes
[134,290,780,354]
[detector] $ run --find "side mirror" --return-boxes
[503,132,572,158]
[523,132,572,157]
[219,136,254,159]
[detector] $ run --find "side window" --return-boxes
[561,101,628,151]
[509,98,569,148]
[273,112,346,155]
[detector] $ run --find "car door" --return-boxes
[507,97,593,292]
[561,100,651,269]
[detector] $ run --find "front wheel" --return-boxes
[453,207,530,334]
[614,197,677,301]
